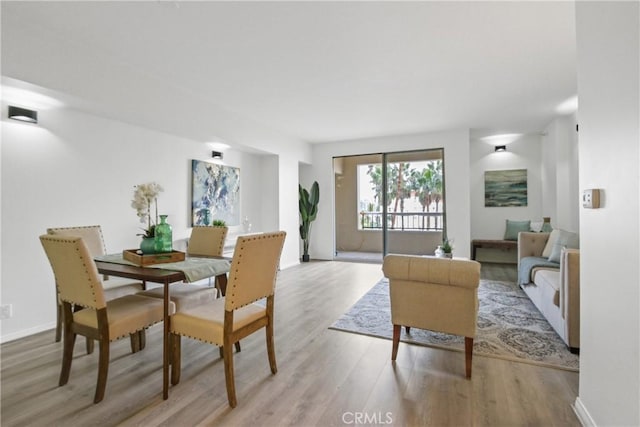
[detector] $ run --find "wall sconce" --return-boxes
[211,151,223,160]
[494,145,507,152]
[8,106,38,123]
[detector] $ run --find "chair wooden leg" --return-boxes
[86,338,94,355]
[55,302,62,342]
[94,336,110,403]
[222,339,237,408]
[266,318,277,374]
[464,337,473,379]
[171,334,181,386]
[392,324,401,361]
[130,333,140,353]
[405,326,411,334]
[59,326,76,386]
[138,329,146,350]
[235,341,241,352]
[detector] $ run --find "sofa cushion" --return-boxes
[548,230,579,263]
[533,269,561,307]
[504,220,531,241]
[542,229,559,258]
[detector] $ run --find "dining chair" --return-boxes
[139,226,228,310]
[39,234,174,403]
[169,231,286,408]
[47,225,145,350]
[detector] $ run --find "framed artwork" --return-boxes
[191,159,240,226]
[484,169,528,207]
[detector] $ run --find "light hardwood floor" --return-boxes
[1,261,579,426]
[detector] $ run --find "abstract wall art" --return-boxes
[484,169,528,207]
[191,159,240,226]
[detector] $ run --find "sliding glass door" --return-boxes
[383,149,445,256]
[334,148,445,261]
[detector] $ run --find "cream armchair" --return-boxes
[382,255,481,378]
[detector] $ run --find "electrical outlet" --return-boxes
[0,304,13,319]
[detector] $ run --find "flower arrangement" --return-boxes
[131,182,164,237]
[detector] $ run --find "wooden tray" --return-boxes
[123,249,186,266]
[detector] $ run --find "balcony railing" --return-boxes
[359,211,444,231]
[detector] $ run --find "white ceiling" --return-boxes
[1,1,577,144]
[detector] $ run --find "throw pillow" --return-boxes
[504,219,531,241]
[542,229,560,258]
[548,230,580,263]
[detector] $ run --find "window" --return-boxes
[357,158,444,231]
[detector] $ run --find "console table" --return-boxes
[471,239,517,260]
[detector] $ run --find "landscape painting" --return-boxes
[484,169,528,207]
[191,159,240,226]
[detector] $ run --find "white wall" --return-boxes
[542,114,580,232]
[575,2,639,426]
[470,135,543,240]
[0,102,276,342]
[310,129,471,260]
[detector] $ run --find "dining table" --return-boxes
[94,253,231,400]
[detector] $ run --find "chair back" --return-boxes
[47,225,107,257]
[187,226,228,257]
[40,235,106,309]
[225,231,286,311]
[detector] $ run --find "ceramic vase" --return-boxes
[140,236,156,254]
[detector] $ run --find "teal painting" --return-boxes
[484,169,527,207]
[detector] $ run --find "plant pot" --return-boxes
[140,237,157,254]
[302,254,310,262]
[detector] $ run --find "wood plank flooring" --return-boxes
[1,261,579,426]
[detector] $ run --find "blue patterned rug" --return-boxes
[330,278,579,371]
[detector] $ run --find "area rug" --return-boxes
[330,278,579,371]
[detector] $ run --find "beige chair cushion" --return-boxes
[139,284,218,311]
[74,295,175,341]
[170,298,266,345]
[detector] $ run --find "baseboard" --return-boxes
[573,397,597,427]
[1,322,55,344]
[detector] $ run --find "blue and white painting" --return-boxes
[484,169,528,207]
[192,159,240,226]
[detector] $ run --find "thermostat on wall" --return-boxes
[582,189,601,209]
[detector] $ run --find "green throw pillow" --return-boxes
[504,220,531,241]
[548,230,580,263]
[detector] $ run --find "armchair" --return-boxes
[382,255,481,378]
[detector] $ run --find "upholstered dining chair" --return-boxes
[169,231,286,408]
[382,254,481,378]
[139,225,228,310]
[47,225,145,348]
[39,234,174,403]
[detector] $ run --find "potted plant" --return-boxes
[299,181,320,262]
[442,238,453,258]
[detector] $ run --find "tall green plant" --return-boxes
[299,181,320,260]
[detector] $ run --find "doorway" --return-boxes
[333,148,445,262]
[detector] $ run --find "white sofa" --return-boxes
[517,232,580,352]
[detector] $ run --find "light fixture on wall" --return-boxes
[8,106,38,123]
[494,145,507,152]
[212,151,223,160]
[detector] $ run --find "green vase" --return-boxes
[154,215,173,253]
[140,237,156,254]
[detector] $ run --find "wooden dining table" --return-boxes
[94,256,230,400]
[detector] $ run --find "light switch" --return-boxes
[582,189,601,209]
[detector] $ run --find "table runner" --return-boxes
[95,253,230,282]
